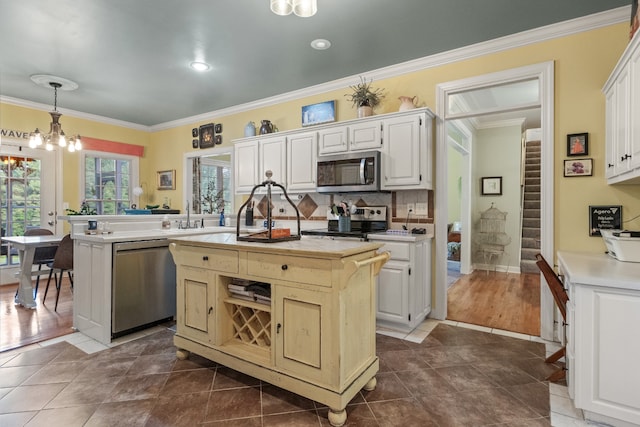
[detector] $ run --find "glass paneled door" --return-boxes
[0,144,57,268]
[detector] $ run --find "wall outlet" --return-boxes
[415,202,428,215]
[406,203,415,214]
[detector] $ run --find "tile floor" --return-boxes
[0,320,588,426]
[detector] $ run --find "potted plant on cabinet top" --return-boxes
[345,76,385,118]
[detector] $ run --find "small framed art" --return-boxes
[567,133,588,156]
[302,100,336,127]
[199,123,215,148]
[157,169,176,190]
[564,158,593,177]
[481,176,502,195]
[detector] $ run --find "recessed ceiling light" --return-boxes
[190,61,210,71]
[310,39,331,50]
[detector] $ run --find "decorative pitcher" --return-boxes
[259,120,274,135]
[244,121,256,137]
[398,95,418,112]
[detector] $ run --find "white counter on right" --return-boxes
[557,251,640,427]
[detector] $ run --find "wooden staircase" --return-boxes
[521,140,541,274]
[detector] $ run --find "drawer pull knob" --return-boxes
[277,323,281,333]
[281,264,288,270]
[203,256,209,261]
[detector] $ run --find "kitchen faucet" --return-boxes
[179,200,192,229]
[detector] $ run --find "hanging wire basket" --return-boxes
[236,171,301,243]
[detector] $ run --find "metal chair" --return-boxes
[535,253,569,382]
[43,234,74,311]
[12,228,57,299]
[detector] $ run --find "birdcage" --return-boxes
[475,203,511,273]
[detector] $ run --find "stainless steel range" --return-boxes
[301,206,388,240]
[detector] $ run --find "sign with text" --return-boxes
[589,205,622,236]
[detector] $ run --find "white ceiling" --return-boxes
[0,0,629,127]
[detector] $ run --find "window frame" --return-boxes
[80,150,139,215]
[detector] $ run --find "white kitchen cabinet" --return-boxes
[234,135,286,193]
[367,234,432,332]
[73,240,113,345]
[259,134,287,187]
[381,111,433,190]
[603,32,640,184]
[233,107,434,192]
[348,120,382,152]
[234,139,260,193]
[557,251,640,426]
[287,131,317,192]
[318,126,348,155]
[317,120,381,155]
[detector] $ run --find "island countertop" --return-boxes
[169,233,384,258]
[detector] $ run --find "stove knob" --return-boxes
[369,209,375,215]
[376,210,381,215]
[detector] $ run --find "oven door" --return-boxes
[316,151,379,193]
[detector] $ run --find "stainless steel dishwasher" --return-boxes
[112,239,176,337]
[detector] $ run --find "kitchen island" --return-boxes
[169,233,389,427]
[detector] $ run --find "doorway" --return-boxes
[0,140,58,285]
[434,62,555,341]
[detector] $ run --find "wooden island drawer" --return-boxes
[177,246,239,273]
[246,252,332,287]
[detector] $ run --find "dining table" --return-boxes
[2,234,63,308]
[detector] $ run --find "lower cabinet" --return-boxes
[558,252,640,426]
[176,266,215,345]
[169,241,386,427]
[367,235,432,332]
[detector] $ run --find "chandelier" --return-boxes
[270,0,317,17]
[29,78,82,152]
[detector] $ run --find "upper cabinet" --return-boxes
[603,34,640,184]
[287,131,318,192]
[317,119,381,155]
[381,111,433,190]
[233,107,434,193]
[234,135,286,194]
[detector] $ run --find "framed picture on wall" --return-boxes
[157,169,176,190]
[563,158,593,177]
[481,176,502,195]
[567,132,588,156]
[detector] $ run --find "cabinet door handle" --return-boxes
[281,264,288,270]
[208,307,213,315]
[608,163,614,168]
[277,323,281,334]
[203,256,209,261]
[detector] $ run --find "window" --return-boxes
[200,157,231,214]
[83,154,137,215]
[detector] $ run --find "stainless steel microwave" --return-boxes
[316,151,380,193]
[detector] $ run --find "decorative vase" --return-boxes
[398,95,418,112]
[244,121,256,137]
[357,105,373,118]
[259,120,273,135]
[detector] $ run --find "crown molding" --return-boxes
[0,95,151,132]
[2,6,630,133]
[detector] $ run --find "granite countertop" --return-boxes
[557,251,640,291]
[72,226,258,243]
[170,233,384,258]
[367,231,433,242]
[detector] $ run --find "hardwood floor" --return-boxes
[447,270,540,336]
[0,278,74,353]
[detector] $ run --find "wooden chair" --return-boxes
[43,234,74,311]
[535,253,569,382]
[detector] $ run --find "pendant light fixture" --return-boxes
[29,75,82,153]
[270,0,317,17]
